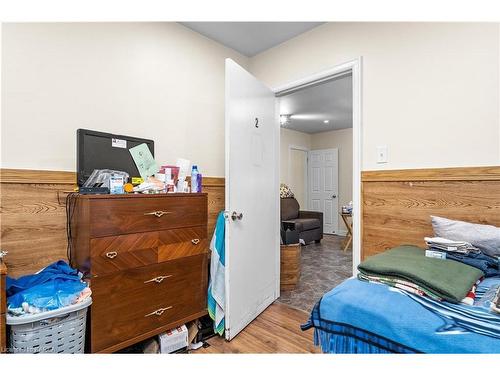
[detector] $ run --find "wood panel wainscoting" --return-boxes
[361,166,500,260]
[0,168,225,278]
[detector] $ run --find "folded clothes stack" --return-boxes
[358,245,484,304]
[425,236,500,277]
[424,237,479,254]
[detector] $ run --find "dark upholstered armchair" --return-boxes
[280,197,323,244]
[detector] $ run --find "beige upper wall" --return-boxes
[280,127,311,187]
[2,22,499,176]
[1,23,249,176]
[311,128,353,211]
[250,22,500,171]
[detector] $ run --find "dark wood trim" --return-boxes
[75,192,206,200]
[361,166,500,182]
[0,168,225,187]
[186,175,225,187]
[0,168,77,184]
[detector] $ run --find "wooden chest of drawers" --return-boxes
[70,193,209,353]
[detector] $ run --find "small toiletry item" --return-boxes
[123,183,134,193]
[166,179,175,193]
[196,173,202,193]
[191,165,200,193]
[161,165,180,185]
[177,177,185,193]
[131,177,144,185]
[154,173,167,192]
[109,174,125,194]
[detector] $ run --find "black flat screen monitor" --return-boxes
[77,129,154,186]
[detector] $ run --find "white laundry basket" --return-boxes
[6,298,91,354]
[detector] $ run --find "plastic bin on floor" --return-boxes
[6,298,91,354]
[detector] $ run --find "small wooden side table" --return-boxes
[280,243,301,291]
[340,213,353,252]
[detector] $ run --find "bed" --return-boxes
[303,276,500,353]
[303,166,500,354]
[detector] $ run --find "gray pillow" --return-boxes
[431,216,500,258]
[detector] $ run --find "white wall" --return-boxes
[288,148,308,208]
[1,23,249,176]
[311,128,353,212]
[3,23,499,176]
[251,23,500,171]
[280,127,310,190]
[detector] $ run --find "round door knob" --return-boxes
[332,194,337,198]
[231,211,243,221]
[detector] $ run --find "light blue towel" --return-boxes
[207,212,226,335]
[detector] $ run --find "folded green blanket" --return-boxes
[358,245,484,303]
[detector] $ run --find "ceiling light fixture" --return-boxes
[280,114,292,126]
[323,120,330,124]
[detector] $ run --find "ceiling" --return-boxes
[279,73,353,134]
[179,22,324,57]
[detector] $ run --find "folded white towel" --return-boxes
[424,237,479,254]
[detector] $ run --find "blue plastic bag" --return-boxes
[6,260,87,311]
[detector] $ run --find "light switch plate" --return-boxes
[376,145,388,163]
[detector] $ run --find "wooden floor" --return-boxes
[193,302,320,354]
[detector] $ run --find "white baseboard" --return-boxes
[334,229,348,236]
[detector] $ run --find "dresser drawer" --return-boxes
[90,226,208,276]
[92,296,206,353]
[90,253,208,301]
[90,254,208,353]
[89,194,207,237]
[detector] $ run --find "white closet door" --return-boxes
[308,148,339,234]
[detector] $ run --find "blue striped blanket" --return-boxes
[302,277,500,353]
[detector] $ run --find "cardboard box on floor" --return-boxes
[158,321,199,353]
[159,325,188,353]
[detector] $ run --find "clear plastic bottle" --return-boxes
[191,165,200,193]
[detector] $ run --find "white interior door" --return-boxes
[308,148,339,234]
[224,59,279,340]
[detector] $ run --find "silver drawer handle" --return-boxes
[144,210,171,218]
[145,306,172,317]
[105,251,118,259]
[191,238,200,245]
[144,275,172,284]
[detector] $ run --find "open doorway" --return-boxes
[276,66,358,312]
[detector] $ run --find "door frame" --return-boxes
[288,144,309,208]
[273,58,362,275]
